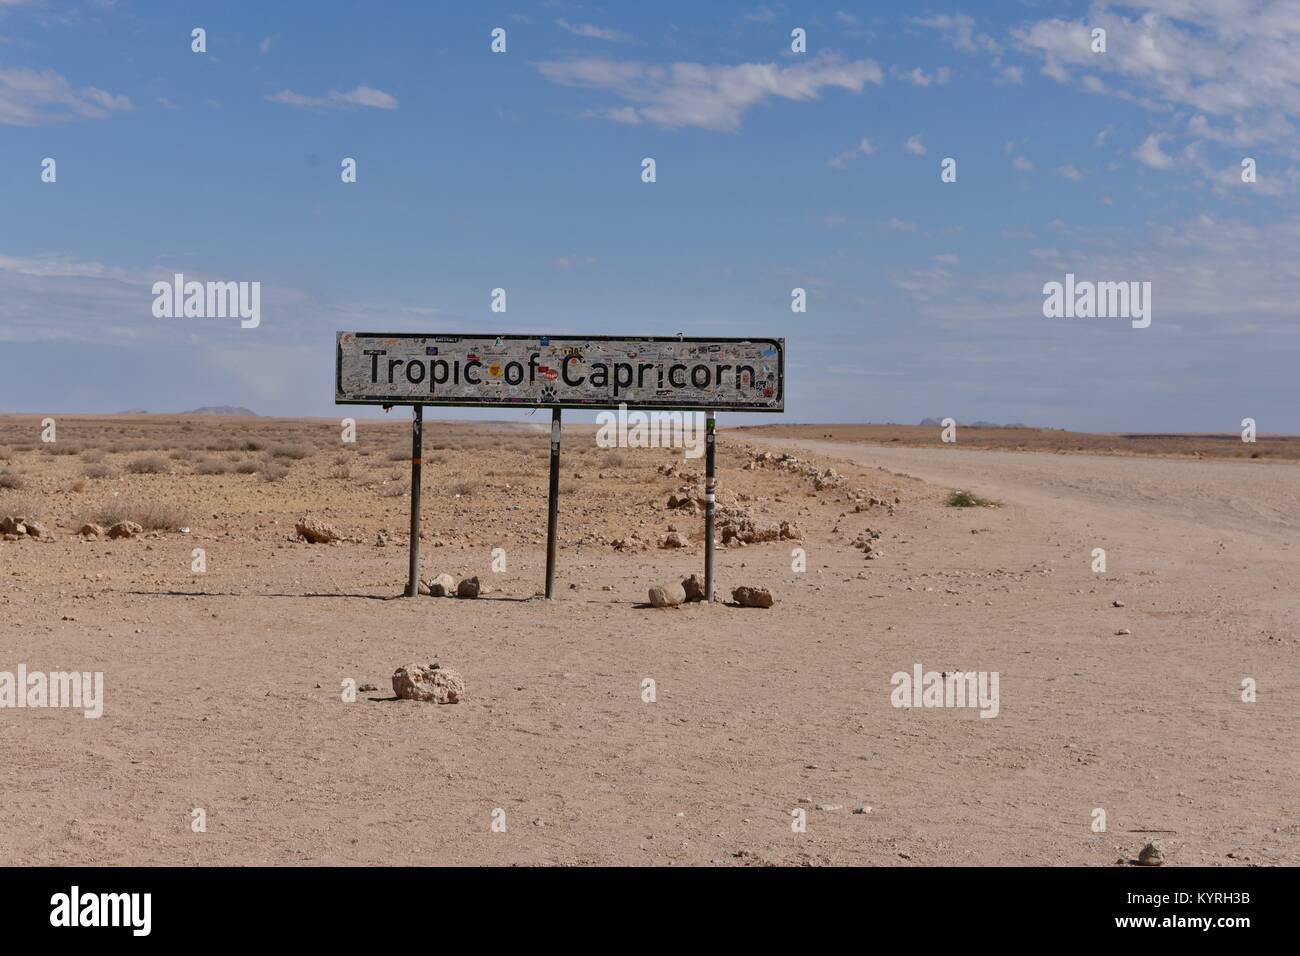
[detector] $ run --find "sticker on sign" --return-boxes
[335,333,784,411]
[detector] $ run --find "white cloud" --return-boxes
[892,65,952,87]
[905,134,926,156]
[1135,133,1173,169]
[1000,65,1023,84]
[827,136,876,168]
[259,35,277,55]
[266,84,398,110]
[1055,164,1084,181]
[908,14,999,54]
[1012,155,1034,172]
[557,19,630,42]
[1014,3,1300,154]
[536,55,883,131]
[0,67,130,126]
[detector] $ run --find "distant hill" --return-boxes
[182,406,258,416]
[919,418,1030,428]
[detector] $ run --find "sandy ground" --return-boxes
[0,416,1296,866]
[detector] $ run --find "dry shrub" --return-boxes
[194,459,229,475]
[377,483,408,498]
[260,463,290,482]
[69,479,87,493]
[127,455,170,475]
[233,461,259,475]
[271,444,312,460]
[328,464,352,479]
[83,464,113,479]
[83,499,188,530]
[0,470,24,490]
[450,479,476,497]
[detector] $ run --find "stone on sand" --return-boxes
[107,521,144,539]
[648,583,686,607]
[681,573,707,602]
[732,586,775,608]
[425,573,456,597]
[659,531,689,549]
[1137,841,1165,866]
[392,662,464,704]
[456,576,481,599]
[295,516,341,544]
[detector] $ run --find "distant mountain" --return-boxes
[181,406,258,416]
[919,418,1030,428]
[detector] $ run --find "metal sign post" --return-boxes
[704,411,716,603]
[406,404,423,598]
[334,333,783,598]
[545,407,562,599]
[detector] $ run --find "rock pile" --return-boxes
[0,516,49,541]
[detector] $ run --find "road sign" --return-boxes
[336,332,784,411]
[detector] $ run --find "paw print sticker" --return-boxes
[541,385,557,403]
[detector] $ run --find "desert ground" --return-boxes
[0,414,1296,866]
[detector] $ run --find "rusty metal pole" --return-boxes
[406,404,423,597]
[704,410,716,603]
[544,406,562,598]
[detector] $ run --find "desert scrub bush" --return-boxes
[126,455,170,475]
[69,479,87,493]
[233,460,259,475]
[386,449,410,462]
[83,500,188,531]
[271,444,312,460]
[82,464,113,479]
[194,458,229,475]
[377,482,408,498]
[80,447,105,463]
[449,479,476,497]
[260,463,290,482]
[946,490,1000,508]
[0,470,26,490]
[45,443,82,456]
[328,463,352,479]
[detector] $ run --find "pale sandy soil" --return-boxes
[0,415,1296,866]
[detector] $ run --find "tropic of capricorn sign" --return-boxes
[335,333,785,599]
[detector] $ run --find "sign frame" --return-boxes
[335,332,784,412]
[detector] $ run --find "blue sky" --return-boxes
[1,0,1297,430]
